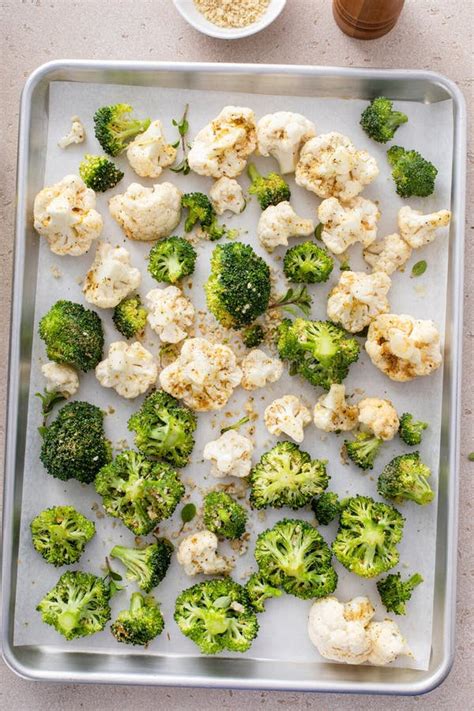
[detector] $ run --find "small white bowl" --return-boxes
[173,0,287,39]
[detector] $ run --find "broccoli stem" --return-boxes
[220,415,250,434]
[129,592,145,614]
[247,163,261,184]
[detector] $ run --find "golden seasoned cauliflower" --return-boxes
[145,286,194,344]
[240,349,283,390]
[126,120,177,178]
[83,242,141,309]
[256,111,316,174]
[313,384,358,433]
[159,337,242,412]
[177,530,233,576]
[95,341,157,399]
[357,397,399,441]
[363,233,412,275]
[33,174,103,256]
[327,271,391,333]
[41,362,79,398]
[295,132,379,201]
[187,106,257,178]
[366,313,442,381]
[398,206,451,249]
[209,177,245,215]
[318,197,380,255]
[203,430,254,479]
[109,182,181,241]
[257,201,314,252]
[366,620,411,667]
[58,116,85,148]
[264,395,311,443]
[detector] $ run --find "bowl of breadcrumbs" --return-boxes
[173,0,287,39]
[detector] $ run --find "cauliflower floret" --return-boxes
[126,120,177,178]
[241,349,283,390]
[177,530,233,576]
[318,196,379,255]
[327,271,391,333]
[33,174,103,256]
[256,111,316,174]
[159,337,242,412]
[295,132,379,201]
[398,206,451,249]
[109,182,181,241]
[188,106,257,178]
[313,384,358,432]
[366,620,411,666]
[209,177,245,215]
[95,341,157,399]
[203,430,254,479]
[366,313,442,381]
[83,242,141,309]
[264,395,311,443]
[58,116,85,148]
[41,362,79,398]
[257,201,314,252]
[145,286,194,344]
[357,397,399,441]
[363,233,412,275]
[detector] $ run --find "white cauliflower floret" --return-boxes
[126,120,177,178]
[58,116,85,148]
[203,430,254,479]
[33,174,103,256]
[327,271,391,333]
[83,242,141,309]
[257,201,314,252]
[109,182,181,241]
[256,111,316,174]
[398,206,451,249]
[295,132,379,201]
[364,233,412,275]
[159,337,242,412]
[264,395,311,443]
[318,196,379,255]
[357,397,399,441]
[145,286,194,344]
[95,341,157,399]
[241,349,283,390]
[177,530,233,576]
[366,620,411,666]
[313,384,358,433]
[188,106,257,178]
[366,313,442,381]
[41,362,79,398]
[209,177,245,215]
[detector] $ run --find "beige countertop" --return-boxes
[0,1,472,708]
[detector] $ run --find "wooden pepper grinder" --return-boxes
[333,0,405,39]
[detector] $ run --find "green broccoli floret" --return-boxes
[111,592,164,646]
[95,450,185,535]
[244,573,282,613]
[249,441,328,510]
[205,242,271,329]
[283,242,334,284]
[332,496,405,578]
[128,390,196,468]
[255,519,337,600]
[79,154,124,192]
[387,145,438,198]
[203,492,247,540]
[110,539,173,593]
[181,192,231,241]
[360,97,408,143]
[39,300,104,371]
[93,103,150,156]
[174,578,259,654]
[277,318,360,390]
[113,295,147,339]
[398,413,428,446]
[30,506,95,566]
[37,571,111,640]
[40,401,111,483]
[247,163,291,210]
[377,452,434,505]
[311,491,347,525]
[376,572,423,615]
[148,236,197,284]
[344,432,383,471]
[242,324,265,348]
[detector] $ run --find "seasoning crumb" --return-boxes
[194,0,270,29]
[50,264,62,279]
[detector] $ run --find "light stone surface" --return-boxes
[0,0,472,708]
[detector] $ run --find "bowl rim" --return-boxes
[172,0,287,39]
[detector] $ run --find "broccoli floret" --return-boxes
[244,573,282,613]
[247,163,291,210]
[377,452,434,505]
[312,491,347,525]
[39,300,104,371]
[30,506,95,566]
[242,324,265,348]
[111,592,164,646]
[398,412,428,446]
[181,192,230,241]
[360,97,408,144]
[205,242,271,329]
[344,432,383,471]
[79,154,124,192]
[95,450,185,535]
[203,492,247,540]
[249,441,328,510]
[93,103,150,156]
[37,571,111,640]
[148,236,197,284]
[110,539,173,593]
[332,496,405,578]
[387,145,438,198]
[376,572,424,615]
[40,401,111,484]
[276,318,360,390]
[112,295,147,339]
[174,578,259,654]
[128,390,197,468]
[283,242,334,284]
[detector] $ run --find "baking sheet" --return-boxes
[13,80,454,671]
